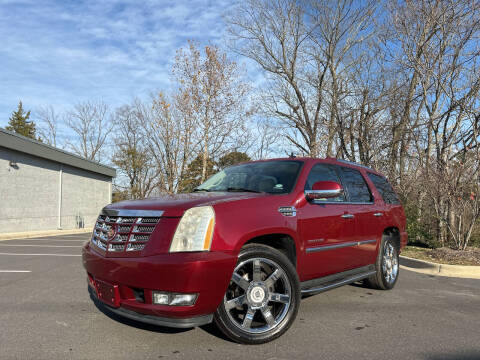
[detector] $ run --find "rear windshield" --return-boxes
[195,161,303,194]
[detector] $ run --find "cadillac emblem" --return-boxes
[106,224,117,240]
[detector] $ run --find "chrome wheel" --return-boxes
[382,242,398,284]
[224,257,292,334]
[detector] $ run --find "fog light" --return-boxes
[170,294,197,306]
[152,292,169,305]
[152,291,197,306]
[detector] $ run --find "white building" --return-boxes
[0,128,115,233]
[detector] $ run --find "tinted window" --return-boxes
[196,161,302,194]
[339,167,372,203]
[367,173,400,204]
[305,164,346,202]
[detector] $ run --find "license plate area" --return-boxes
[95,279,120,308]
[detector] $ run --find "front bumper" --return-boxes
[82,243,237,325]
[88,286,213,328]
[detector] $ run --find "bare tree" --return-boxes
[173,41,252,182]
[385,0,480,245]
[144,92,196,194]
[250,120,281,159]
[426,149,480,250]
[65,100,114,161]
[112,100,159,199]
[226,0,376,158]
[36,105,61,147]
[227,0,321,156]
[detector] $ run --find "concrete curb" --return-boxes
[400,255,480,279]
[0,229,91,241]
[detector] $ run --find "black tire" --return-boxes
[214,244,300,344]
[365,235,399,290]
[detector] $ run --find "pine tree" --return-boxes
[6,101,37,139]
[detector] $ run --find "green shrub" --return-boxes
[404,202,438,248]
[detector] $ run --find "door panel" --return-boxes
[337,166,379,267]
[298,164,354,279]
[299,203,356,279]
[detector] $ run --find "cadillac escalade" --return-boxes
[82,157,407,344]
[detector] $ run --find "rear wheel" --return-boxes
[214,244,300,344]
[365,235,399,290]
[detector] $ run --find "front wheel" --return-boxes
[214,244,300,344]
[365,235,399,290]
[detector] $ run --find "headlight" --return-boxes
[169,206,215,252]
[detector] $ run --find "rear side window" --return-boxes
[338,167,372,203]
[305,164,346,202]
[367,173,400,204]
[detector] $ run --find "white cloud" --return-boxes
[0,0,238,123]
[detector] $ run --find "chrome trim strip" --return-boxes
[306,239,376,253]
[101,209,164,217]
[300,270,377,295]
[341,214,354,219]
[305,188,343,200]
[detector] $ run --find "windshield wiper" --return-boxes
[193,188,212,192]
[226,187,263,193]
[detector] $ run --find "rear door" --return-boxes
[366,172,405,238]
[336,166,379,268]
[298,163,356,279]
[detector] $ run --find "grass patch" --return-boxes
[401,246,480,266]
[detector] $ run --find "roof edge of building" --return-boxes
[0,127,116,178]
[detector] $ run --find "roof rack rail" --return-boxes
[335,158,375,171]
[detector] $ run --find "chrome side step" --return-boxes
[300,270,376,295]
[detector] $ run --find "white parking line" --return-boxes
[0,253,81,257]
[1,238,87,242]
[0,244,82,248]
[0,270,31,273]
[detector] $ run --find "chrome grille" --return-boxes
[133,225,156,233]
[129,234,149,242]
[138,217,160,223]
[118,225,131,233]
[109,243,125,252]
[127,243,146,251]
[117,217,136,223]
[113,234,128,242]
[91,213,161,254]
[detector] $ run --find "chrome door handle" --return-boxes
[373,213,383,217]
[341,214,354,219]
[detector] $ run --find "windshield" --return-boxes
[195,160,303,194]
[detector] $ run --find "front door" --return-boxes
[298,163,356,279]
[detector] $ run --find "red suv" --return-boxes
[83,157,407,344]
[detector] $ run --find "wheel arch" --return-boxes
[241,233,298,268]
[383,226,401,250]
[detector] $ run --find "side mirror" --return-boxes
[305,181,343,201]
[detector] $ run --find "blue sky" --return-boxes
[0,0,238,125]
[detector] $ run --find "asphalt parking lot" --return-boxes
[0,233,479,360]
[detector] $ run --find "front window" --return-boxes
[194,160,303,194]
[305,164,346,202]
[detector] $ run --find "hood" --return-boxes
[104,192,269,217]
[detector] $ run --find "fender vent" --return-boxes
[278,206,297,217]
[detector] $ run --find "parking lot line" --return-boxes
[1,238,87,242]
[0,244,82,248]
[0,253,81,257]
[0,270,31,273]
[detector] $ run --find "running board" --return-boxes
[300,266,376,296]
